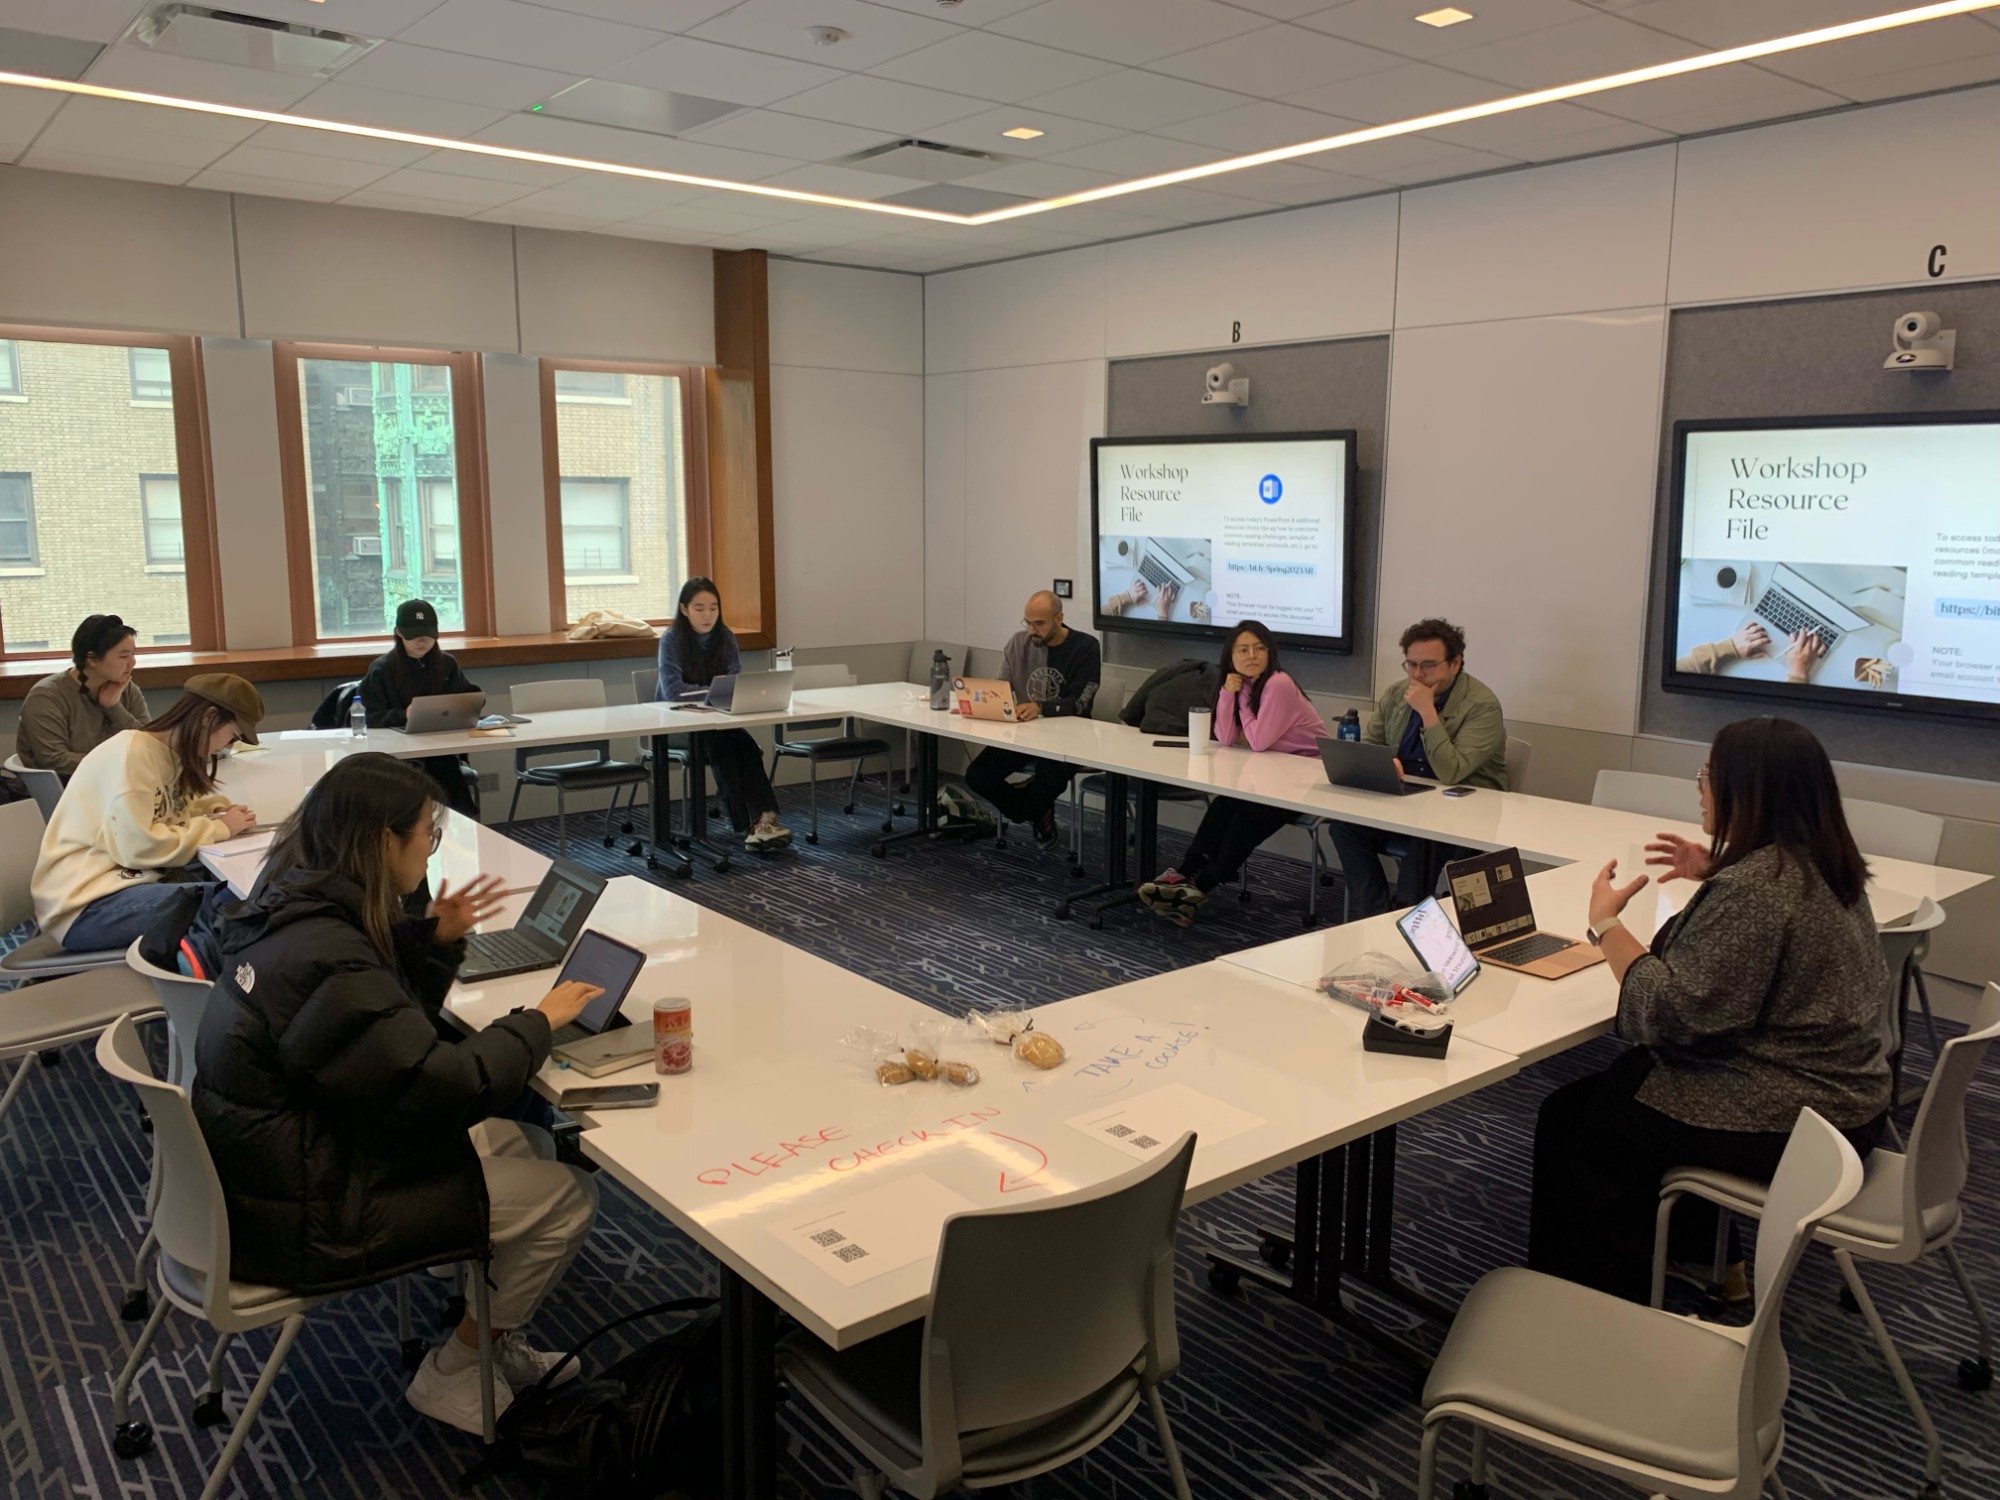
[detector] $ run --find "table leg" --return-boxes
[720,1267,778,1500]
[873,731,940,856]
[1057,772,1135,922]
[674,730,735,872]
[645,733,693,879]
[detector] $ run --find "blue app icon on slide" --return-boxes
[1259,474,1283,504]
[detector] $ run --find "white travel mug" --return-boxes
[1186,707,1212,755]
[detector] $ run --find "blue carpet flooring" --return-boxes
[2,778,1994,1500]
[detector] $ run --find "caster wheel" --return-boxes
[442,1293,466,1332]
[871,843,887,858]
[1839,1285,1861,1314]
[714,857,732,873]
[1300,913,1318,929]
[38,1049,62,1067]
[893,802,906,816]
[601,836,614,848]
[625,840,643,857]
[1451,1483,1489,1500]
[1088,917,1103,932]
[119,1288,150,1322]
[191,1392,226,1428]
[1258,1234,1292,1273]
[880,820,895,834]
[669,864,693,880]
[1698,1292,1734,1321]
[140,1114,153,1135]
[402,1338,429,1373]
[843,803,856,816]
[1055,904,1072,921]
[113,1421,153,1459]
[1917,1484,1943,1500]
[1207,1262,1242,1296]
[806,832,819,845]
[1959,1356,1992,1391]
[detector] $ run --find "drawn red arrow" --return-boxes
[991,1132,1049,1193]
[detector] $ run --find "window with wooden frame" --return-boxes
[274,343,493,643]
[0,326,223,659]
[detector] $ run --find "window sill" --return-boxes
[144,563,187,575]
[0,394,25,404]
[0,566,46,578]
[555,395,635,406]
[129,398,174,409]
[565,573,642,586]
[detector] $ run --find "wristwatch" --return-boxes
[1589,917,1625,945]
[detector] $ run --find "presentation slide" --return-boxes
[1092,434,1352,648]
[1668,417,2000,719]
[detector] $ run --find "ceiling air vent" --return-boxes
[120,5,380,77]
[835,138,1009,184]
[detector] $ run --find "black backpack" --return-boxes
[461,1296,723,1499]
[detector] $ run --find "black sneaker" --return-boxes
[1033,808,1060,847]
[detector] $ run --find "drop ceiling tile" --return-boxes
[690,0,959,70]
[1017,203,1182,237]
[1285,60,1504,123]
[1443,13,1699,89]
[1415,99,1621,149]
[605,36,845,106]
[680,109,895,162]
[1617,1,1902,50]
[205,142,397,188]
[490,174,715,218]
[0,1,146,44]
[0,86,63,153]
[84,43,323,110]
[601,220,723,244]
[1757,17,2000,89]
[753,161,932,200]
[1635,86,1853,136]
[33,105,238,168]
[361,164,540,204]
[675,186,825,220]
[335,42,583,110]
[471,204,618,230]
[857,0,1046,22]
[1366,144,1522,184]
[1151,24,1404,96]
[991,0,1272,66]
[871,31,1123,102]
[1317,131,1514,179]
[191,0,451,34]
[1119,183,1267,222]
[1298,0,1596,58]
[244,121,435,166]
[289,81,509,138]
[1156,98,1362,149]
[1020,68,1251,130]
[340,188,484,215]
[1586,62,1840,124]
[468,112,800,180]
[1219,0,1335,16]
[960,158,1119,197]
[1047,132,1232,176]
[1219,160,1386,203]
[1835,51,2000,104]
[401,146,579,185]
[918,105,1127,156]
[1499,117,1670,161]
[491,0,738,29]
[628,200,801,233]
[398,0,668,75]
[774,74,992,132]
[18,146,201,184]
[51,94,259,145]
[184,168,353,202]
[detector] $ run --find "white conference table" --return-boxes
[198,808,551,900]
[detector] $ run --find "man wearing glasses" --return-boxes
[956,590,1102,846]
[1326,617,1509,918]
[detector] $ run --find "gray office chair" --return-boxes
[1504,735,1532,793]
[97,1014,499,1496]
[1879,897,1948,1116]
[1421,1109,1864,1500]
[778,1135,1198,1500]
[1591,768,1696,821]
[768,665,896,844]
[1844,797,1945,865]
[1652,985,2000,1499]
[4,753,63,821]
[628,667,689,848]
[505,678,649,854]
[0,961,157,1144]
[0,798,129,979]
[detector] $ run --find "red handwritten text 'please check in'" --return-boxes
[695,1108,1007,1187]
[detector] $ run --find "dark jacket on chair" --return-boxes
[191,870,550,1294]
[1119,659,1223,736]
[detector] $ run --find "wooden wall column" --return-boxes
[708,249,777,650]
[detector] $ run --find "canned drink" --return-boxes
[654,997,692,1075]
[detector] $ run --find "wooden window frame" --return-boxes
[0,324,224,659]
[538,356,710,631]
[273,342,494,645]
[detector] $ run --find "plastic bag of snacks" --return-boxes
[1316,951,1453,1022]
[967,1009,1066,1070]
[839,1023,982,1088]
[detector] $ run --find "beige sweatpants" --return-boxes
[471,1119,599,1328]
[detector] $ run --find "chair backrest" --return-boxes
[1901,981,2000,1228]
[964,646,1006,681]
[790,664,855,691]
[96,1014,235,1318]
[908,641,969,684]
[923,1135,1195,1450]
[631,668,658,702]
[4,754,65,822]
[1504,736,1532,793]
[126,938,212,1091]
[510,677,607,715]
[1843,796,1945,864]
[308,680,363,731]
[0,797,46,933]
[1739,1109,1864,1463]
[1590,768,1694,822]
[1875,896,1946,1059]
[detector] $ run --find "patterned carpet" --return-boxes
[2,776,1994,1500]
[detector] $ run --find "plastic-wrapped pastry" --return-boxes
[1013,1031,1064,1070]
[876,1061,916,1086]
[940,1060,981,1087]
[904,1049,940,1081]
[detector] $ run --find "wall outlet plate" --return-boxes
[1053,578,1072,598]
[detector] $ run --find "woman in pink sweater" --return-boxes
[1140,621,1327,924]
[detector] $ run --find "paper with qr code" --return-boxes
[1066,1083,1264,1163]
[774,1175,980,1287]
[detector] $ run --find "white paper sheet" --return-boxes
[772,1175,980,1288]
[1065,1082,1265,1163]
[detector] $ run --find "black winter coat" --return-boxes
[1119,659,1223,737]
[358,644,479,730]
[192,870,550,1294]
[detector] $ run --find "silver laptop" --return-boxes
[404,692,487,734]
[548,931,655,1076]
[1747,564,1868,665]
[1135,538,1198,592]
[706,670,793,715]
[1317,738,1436,797]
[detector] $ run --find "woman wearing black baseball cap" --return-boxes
[357,598,481,817]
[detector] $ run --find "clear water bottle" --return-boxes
[928,649,952,711]
[349,695,368,740]
[1337,708,1361,743]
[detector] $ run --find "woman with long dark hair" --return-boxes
[1138,620,1327,924]
[193,753,602,1432]
[357,598,481,816]
[33,673,262,952]
[1530,716,1890,1302]
[17,612,150,777]
[653,576,792,850]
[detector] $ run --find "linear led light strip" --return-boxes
[1,0,1994,230]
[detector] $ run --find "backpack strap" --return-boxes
[527,1295,719,1396]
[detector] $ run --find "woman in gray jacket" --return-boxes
[1530,716,1889,1303]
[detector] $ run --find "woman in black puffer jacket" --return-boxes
[192,753,603,1434]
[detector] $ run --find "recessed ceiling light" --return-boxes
[1415,7,1474,26]
[1001,126,1044,140]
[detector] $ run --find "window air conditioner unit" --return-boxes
[335,385,373,408]
[350,535,383,557]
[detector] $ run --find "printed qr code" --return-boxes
[810,1229,846,1248]
[833,1244,870,1264]
[1105,1123,1136,1138]
[1131,1135,1160,1150]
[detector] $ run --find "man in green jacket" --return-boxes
[1329,617,1508,918]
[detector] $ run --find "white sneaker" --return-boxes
[406,1344,513,1435]
[744,815,793,850]
[495,1330,581,1392]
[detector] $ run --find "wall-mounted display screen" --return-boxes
[1090,432,1356,652]
[1664,412,2000,723]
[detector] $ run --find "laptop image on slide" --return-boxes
[954,677,1017,721]
[1748,563,1869,658]
[1442,848,1604,980]
[548,931,655,1076]
[706,670,794,715]
[457,860,606,981]
[1317,738,1434,796]
[1135,538,1198,593]
[403,692,487,734]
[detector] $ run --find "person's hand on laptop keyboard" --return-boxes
[1784,627,1828,683]
[429,874,507,943]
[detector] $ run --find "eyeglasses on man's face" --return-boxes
[1402,656,1450,677]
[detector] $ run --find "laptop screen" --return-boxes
[554,930,646,1035]
[518,862,605,948]
[1444,848,1536,949]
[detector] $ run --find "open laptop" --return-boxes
[547,931,655,1076]
[1135,538,1199,593]
[458,860,606,981]
[953,676,1018,721]
[1317,738,1434,796]
[1442,847,1604,980]
[404,692,487,734]
[1746,563,1868,664]
[706,670,794,715]
[1396,896,1482,996]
